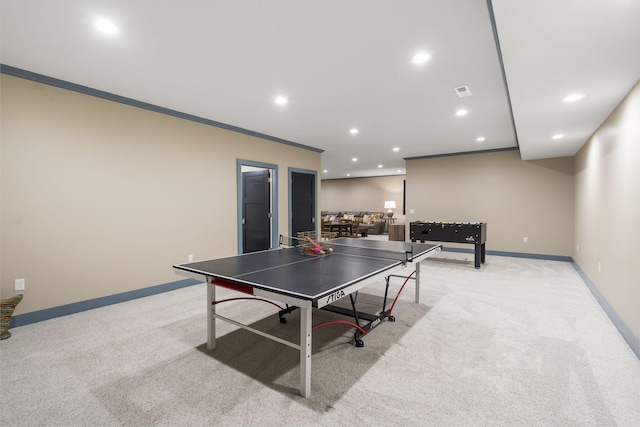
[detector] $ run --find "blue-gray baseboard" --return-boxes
[571,263,640,359]
[441,246,573,263]
[9,278,200,328]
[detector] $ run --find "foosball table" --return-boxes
[410,221,487,268]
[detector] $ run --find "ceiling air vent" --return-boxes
[454,86,472,97]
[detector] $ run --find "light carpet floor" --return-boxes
[1,251,639,426]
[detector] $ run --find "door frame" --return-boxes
[237,159,278,254]
[288,167,318,238]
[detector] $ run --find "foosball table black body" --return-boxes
[410,221,487,268]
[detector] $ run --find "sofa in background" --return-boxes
[321,211,387,235]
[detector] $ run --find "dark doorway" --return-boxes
[242,169,271,253]
[291,171,316,237]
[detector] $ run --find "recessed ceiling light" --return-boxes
[93,19,119,35]
[274,96,288,105]
[411,52,431,64]
[392,147,400,152]
[397,170,402,173]
[378,164,383,168]
[455,109,468,117]
[349,128,359,135]
[323,170,328,173]
[352,157,358,162]
[346,173,351,177]
[563,93,586,103]
[476,137,486,142]
[552,134,565,140]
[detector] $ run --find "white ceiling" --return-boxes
[1,0,638,179]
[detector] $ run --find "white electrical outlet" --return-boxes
[598,262,601,273]
[409,209,415,214]
[188,254,193,262]
[15,278,25,291]
[576,244,579,252]
[523,237,528,243]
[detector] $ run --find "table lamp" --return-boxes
[384,201,396,217]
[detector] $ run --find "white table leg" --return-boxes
[207,279,216,350]
[300,303,312,397]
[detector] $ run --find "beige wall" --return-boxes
[574,81,640,338]
[0,74,321,315]
[321,175,405,217]
[405,150,574,255]
[321,152,574,255]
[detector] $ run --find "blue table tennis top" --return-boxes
[174,238,439,301]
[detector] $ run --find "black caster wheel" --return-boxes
[355,339,364,347]
[279,317,287,324]
[389,315,396,322]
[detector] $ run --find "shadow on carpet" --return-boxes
[198,293,430,405]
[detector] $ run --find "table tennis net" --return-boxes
[281,232,411,262]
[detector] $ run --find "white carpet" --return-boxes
[1,251,638,426]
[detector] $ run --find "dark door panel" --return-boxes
[242,170,270,253]
[291,172,315,237]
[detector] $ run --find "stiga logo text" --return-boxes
[326,290,346,305]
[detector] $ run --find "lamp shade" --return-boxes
[384,201,396,218]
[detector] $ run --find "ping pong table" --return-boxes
[173,236,441,397]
